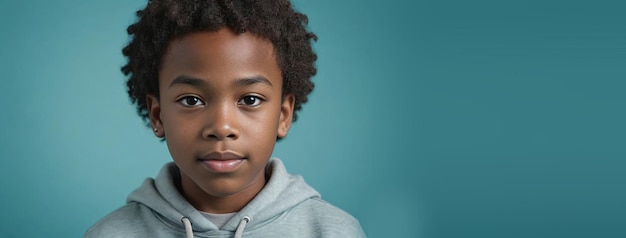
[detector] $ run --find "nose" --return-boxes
[202,103,239,140]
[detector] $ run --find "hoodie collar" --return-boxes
[127,158,320,233]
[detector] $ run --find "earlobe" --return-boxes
[277,94,295,138]
[146,95,164,138]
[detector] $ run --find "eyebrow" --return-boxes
[169,75,206,88]
[233,76,273,88]
[168,75,273,88]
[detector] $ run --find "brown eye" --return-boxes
[238,95,262,107]
[179,96,204,107]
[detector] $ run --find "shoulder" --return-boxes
[288,198,366,237]
[83,202,156,238]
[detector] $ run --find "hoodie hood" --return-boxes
[126,158,320,233]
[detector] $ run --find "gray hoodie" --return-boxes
[84,159,366,238]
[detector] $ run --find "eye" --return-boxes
[238,95,263,107]
[178,96,205,107]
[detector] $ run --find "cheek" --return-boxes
[250,106,281,133]
[162,107,199,145]
[240,110,280,153]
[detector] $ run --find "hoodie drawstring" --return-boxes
[234,216,251,238]
[181,217,193,238]
[180,216,250,238]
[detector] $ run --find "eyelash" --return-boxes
[238,95,264,107]
[177,95,205,107]
[176,95,264,107]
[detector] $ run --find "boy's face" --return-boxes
[146,28,294,211]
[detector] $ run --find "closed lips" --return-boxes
[199,151,246,173]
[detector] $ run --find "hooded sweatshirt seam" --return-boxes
[232,197,316,235]
[144,203,190,234]
[139,202,256,237]
[110,159,344,237]
[151,208,232,238]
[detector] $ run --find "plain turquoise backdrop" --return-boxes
[1,0,624,237]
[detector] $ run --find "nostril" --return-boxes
[206,133,237,140]
[203,123,238,140]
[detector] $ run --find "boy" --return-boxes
[84,0,365,237]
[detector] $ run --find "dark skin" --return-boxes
[146,27,295,213]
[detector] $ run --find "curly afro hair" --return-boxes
[122,0,317,128]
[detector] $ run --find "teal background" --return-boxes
[1,0,624,237]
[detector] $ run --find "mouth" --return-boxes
[198,151,246,173]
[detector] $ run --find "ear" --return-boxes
[277,94,295,138]
[146,94,164,138]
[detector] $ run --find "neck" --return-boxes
[178,170,266,214]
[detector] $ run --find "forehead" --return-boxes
[159,28,281,88]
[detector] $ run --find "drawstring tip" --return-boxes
[234,216,251,238]
[181,217,194,238]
